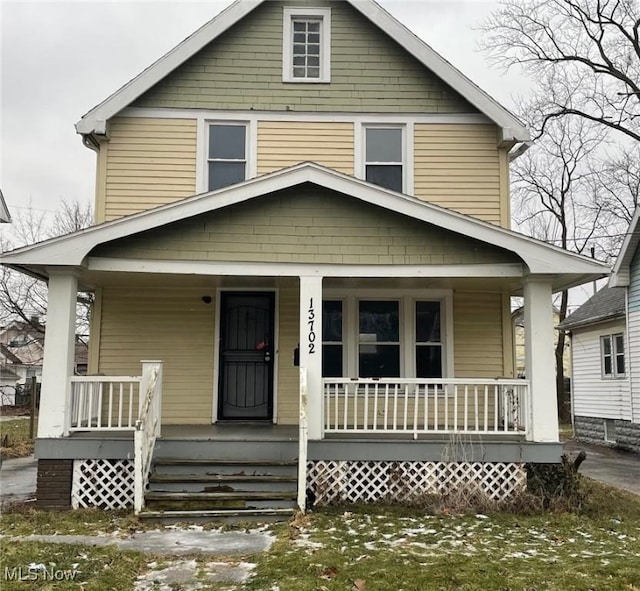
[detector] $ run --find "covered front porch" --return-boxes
[2,164,609,511]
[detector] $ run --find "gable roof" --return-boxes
[0,162,607,291]
[558,286,626,331]
[610,206,640,287]
[75,0,529,143]
[0,190,11,223]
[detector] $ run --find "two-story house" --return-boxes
[1,0,607,518]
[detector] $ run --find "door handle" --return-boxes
[264,353,271,362]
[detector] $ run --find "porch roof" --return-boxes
[1,163,608,292]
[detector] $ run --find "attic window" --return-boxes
[283,7,331,83]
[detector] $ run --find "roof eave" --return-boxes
[611,206,640,286]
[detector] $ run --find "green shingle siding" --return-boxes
[132,1,476,114]
[92,186,519,266]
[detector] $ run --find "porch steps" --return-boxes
[138,508,294,524]
[140,456,298,523]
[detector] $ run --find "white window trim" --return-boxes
[197,118,256,194]
[282,7,331,83]
[355,122,414,195]
[600,332,625,379]
[323,288,454,379]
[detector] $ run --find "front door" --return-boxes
[218,292,275,420]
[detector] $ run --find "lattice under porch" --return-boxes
[71,459,135,509]
[307,460,526,505]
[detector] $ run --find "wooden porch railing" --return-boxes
[134,361,163,514]
[68,376,142,432]
[323,378,529,438]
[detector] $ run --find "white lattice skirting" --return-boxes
[71,459,135,509]
[307,461,526,505]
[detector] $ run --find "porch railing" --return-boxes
[68,376,142,432]
[134,361,163,514]
[323,378,529,438]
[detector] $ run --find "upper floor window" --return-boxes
[283,7,331,83]
[207,123,247,191]
[364,126,404,192]
[601,333,625,378]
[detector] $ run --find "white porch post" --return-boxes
[524,278,559,442]
[38,269,78,438]
[299,275,323,440]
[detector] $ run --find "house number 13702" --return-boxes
[307,297,316,354]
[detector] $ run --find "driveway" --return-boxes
[0,455,37,507]
[564,439,640,495]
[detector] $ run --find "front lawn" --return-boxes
[0,479,638,590]
[0,417,35,459]
[249,480,640,591]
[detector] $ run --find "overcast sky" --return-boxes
[0,0,530,218]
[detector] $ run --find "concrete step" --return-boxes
[154,440,298,461]
[146,491,297,502]
[148,473,297,493]
[138,507,295,524]
[152,459,297,477]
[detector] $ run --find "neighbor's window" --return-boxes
[415,301,442,378]
[322,300,343,377]
[358,300,400,378]
[283,7,331,82]
[207,123,247,191]
[364,126,404,192]
[601,333,625,378]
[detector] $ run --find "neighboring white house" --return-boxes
[561,207,640,453]
[558,286,633,449]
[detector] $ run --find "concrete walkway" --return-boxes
[563,439,640,495]
[0,529,275,556]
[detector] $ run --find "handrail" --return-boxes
[134,361,163,514]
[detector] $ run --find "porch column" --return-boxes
[38,269,79,438]
[524,278,559,442]
[299,275,323,440]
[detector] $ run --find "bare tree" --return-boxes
[512,110,607,420]
[479,0,640,143]
[587,146,640,259]
[0,200,93,337]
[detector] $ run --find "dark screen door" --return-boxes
[218,292,275,420]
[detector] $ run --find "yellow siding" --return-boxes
[93,187,520,266]
[454,291,505,378]
[276,279,299,424]
[414,124,503,225]
[258,122,354,175]
[99,287,214,424]
[103,117,197,221]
